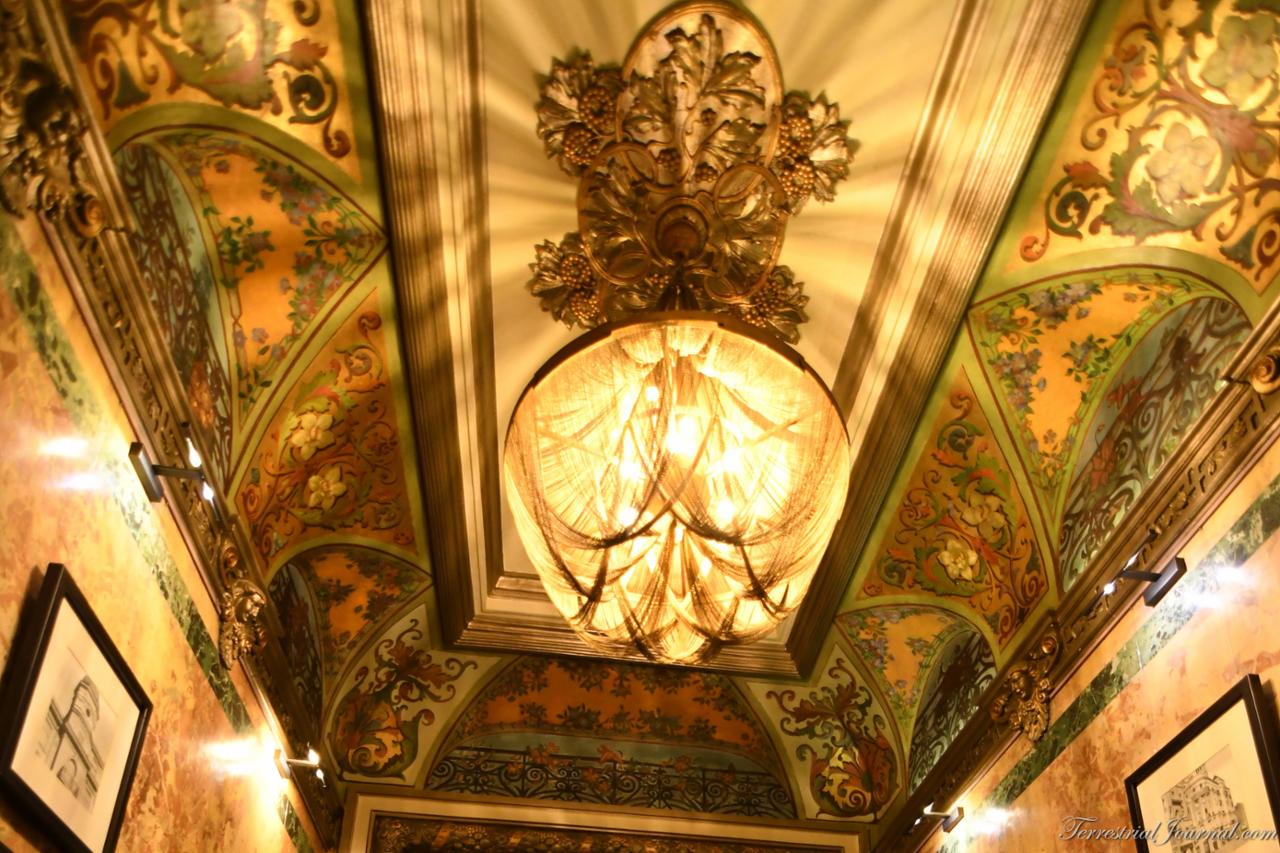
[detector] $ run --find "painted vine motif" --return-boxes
[237,305,415,563]
[113,141,233,477]
[284,545,428,679]
[905,631,995,793]
[1059,297,1250,587]
[1020,0,1280,284]
[862,379,1048,646]
[64,0,354,159]
[330,616,476,778]
[428,657,795,817]
[835,605,977,729]
[146,129,382,412]
[971,270,1211,502]
[766,657,899,819]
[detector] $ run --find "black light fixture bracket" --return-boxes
[1120,556,1187,607]
[129,440,209,503]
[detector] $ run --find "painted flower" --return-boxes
[1145,123,1218,206]
[306,465,347,509]
[937,536,979,583]
[1202,15,1277,108]
[289,411,336,460]
[960,492,1007,542]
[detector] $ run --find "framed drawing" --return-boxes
[1125,674,1280,852]
[0,564,152,853]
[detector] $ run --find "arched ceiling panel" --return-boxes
[236,290,418,566]
[426,657,799,819]
[835,603,993,736]
[856,369,1051,650]
[113,139,232,476]
[129,127,385,430]
[1059,295,1250,587]
[968,269,1231,529]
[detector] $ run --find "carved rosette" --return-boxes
[990,623,1061,743]
[528,5,857,344]
[1249,347,1280,396]
[0,0,102,236]
[216,536,268,670]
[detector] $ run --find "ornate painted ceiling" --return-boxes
[45,0,1280,848]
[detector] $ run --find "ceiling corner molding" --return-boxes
[787,0,1098,674]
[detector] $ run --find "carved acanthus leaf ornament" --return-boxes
[529,7,857,343]
[0,0,102,235]
[216,536,268,670]
[990,622,1062,742]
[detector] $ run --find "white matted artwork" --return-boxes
[0,565,151,853]
[1126,675,1280,853]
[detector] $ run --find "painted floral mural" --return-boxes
[836,605,992,733]
[129,129,383,414]
[970,269,1226,517]
[766,653,899,820]
[270,545,428,689]
[1059,296,1249,586]
[861,373,1048,647]
[329,612,478,779]
[428,657,797,818]
[237,296,416,563]
[1017,0,1280,284]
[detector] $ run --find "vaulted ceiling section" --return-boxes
[45,0,1280,848]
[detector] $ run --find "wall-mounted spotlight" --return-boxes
[922,802,964,832]
[129,436,214,502]
[1119,555,1187,607]
[274,746,325,786]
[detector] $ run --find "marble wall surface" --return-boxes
[920,434,1280,852]
[0,213,319,852]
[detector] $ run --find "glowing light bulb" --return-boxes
[644,385,660,402]
[666,416,700,456]
[186,436,203,469]
[1102,580,1116,596]
[713,498,735,525]
[201,481,215,502]
[306,747,320,765]
[617,506,639,526]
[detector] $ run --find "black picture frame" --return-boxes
[0,564,152,853]
[1125,674,1280,852]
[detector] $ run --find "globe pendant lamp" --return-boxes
[507,2,857,664]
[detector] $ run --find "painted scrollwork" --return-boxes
[63,0,352,159]
[989,623,1061,743]
[0,0,102,235]
[528,7,856,343]
[766,657,898,819]
[215,535,268,670]
[330,618,476,778]
[1020,2,1280,280]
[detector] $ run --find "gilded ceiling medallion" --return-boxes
[528,3,857,343]
[507,2,857,665]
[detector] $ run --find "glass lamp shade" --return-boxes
[503,313,850,664]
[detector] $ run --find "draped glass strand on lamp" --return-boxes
[505,317,850,663]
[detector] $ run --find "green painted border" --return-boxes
[940,459,1280,852]
[0,219,315,853]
